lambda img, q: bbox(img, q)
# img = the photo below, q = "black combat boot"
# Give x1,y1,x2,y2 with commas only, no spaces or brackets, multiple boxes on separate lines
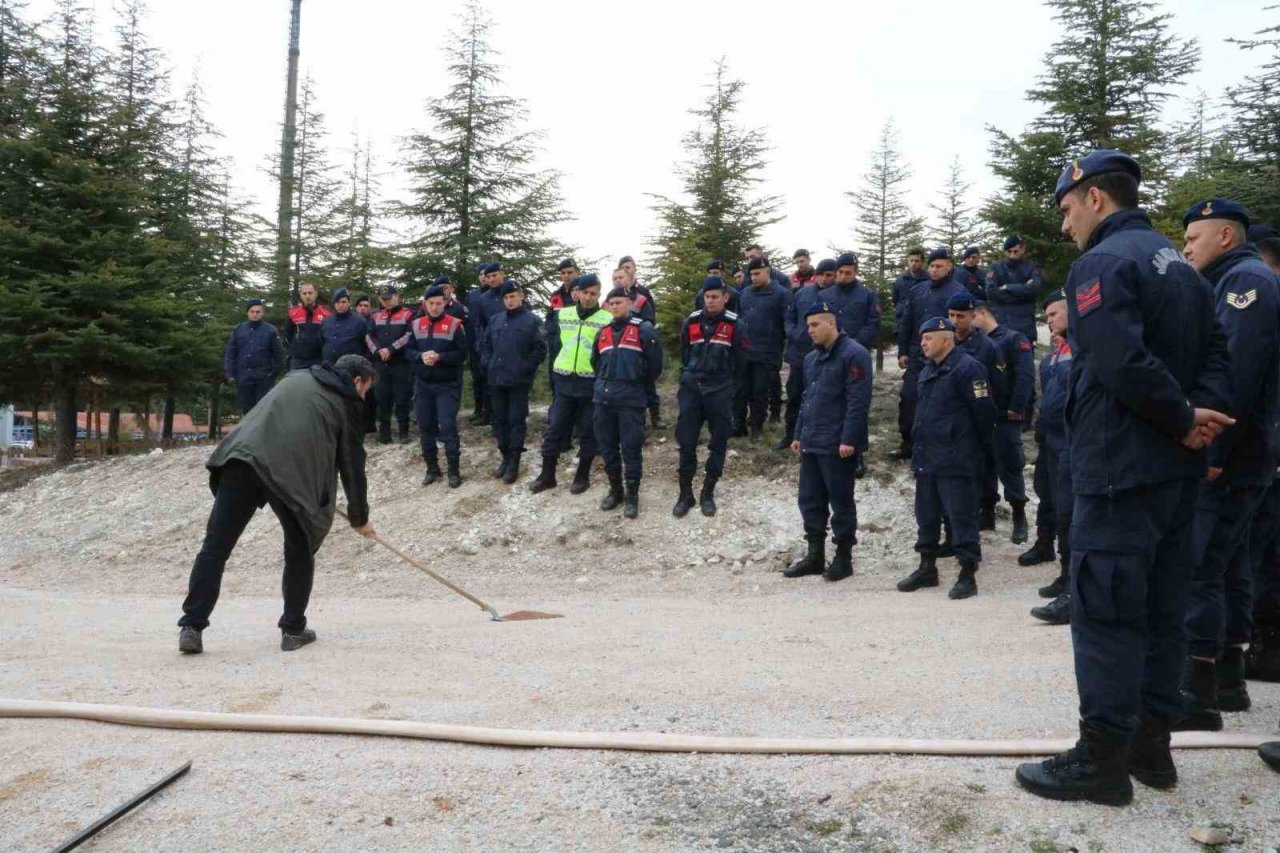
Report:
732,422,748,438
623,480,641,519
1216,646,1251,712
896,554,939,592
979,502,996,531
1019,537,1057,566
1039,564,1069,598
888,442,912,461
783,538,825,578
772,434,792,451
949,561,978,600
502,450,522,484
422,456,442,486
1015,721,1134,806
1261,741,1280,772
398,422,412,445
699,475,719,517
823,542,854,582
1031,593,1071,625
569,457,592,494
1171,657,1223,732
600,472,624,511
1246,621,1280,682
1010,500,1029,544
492,449,510,479
281,628,317,652
853,453,866,479
378,422,393,444
529,455,558,493
649,406,668,430
1129,716,1177,789
672,475,696,518
178,626,202,655
446,454,462,488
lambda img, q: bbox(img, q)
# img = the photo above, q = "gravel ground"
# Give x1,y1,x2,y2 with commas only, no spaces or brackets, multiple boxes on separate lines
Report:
1,369,1278,852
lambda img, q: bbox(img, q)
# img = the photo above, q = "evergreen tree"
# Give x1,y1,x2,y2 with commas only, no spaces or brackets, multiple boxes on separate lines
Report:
1223,13,1280,226
289,73,342,295
850,119,924,315
396,1,571,306
326,134,391,293
648,58,782,339
985,0,1199,285
927,156,987,257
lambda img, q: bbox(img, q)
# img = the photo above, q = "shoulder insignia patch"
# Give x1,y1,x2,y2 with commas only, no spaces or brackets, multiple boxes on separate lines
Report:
1075,279,1102,317
688,309,703,318
995,362,1007,371
1226,289,1258,310
1019,340,1032,351
724,311,739,321
972,379,989,398
850,365,865,380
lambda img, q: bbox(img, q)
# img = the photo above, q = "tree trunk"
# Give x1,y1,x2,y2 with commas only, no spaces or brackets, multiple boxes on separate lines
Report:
108,408,121,455
876,346,884,372
207,385,221,440
54,382,76,463
31,401,39,449
162,394,176,442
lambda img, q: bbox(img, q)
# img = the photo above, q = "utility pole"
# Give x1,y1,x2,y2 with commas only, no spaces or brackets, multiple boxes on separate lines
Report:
274,0,302,307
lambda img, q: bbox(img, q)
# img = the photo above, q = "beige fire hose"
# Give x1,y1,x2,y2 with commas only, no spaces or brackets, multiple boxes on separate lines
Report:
0,699,1270,756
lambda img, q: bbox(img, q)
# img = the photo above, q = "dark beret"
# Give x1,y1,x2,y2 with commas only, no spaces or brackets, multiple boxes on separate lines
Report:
927,247,951,263
702,277,726,292
1248,224,1280,243
497,281,519,296
1003,234,1023,251
815,259,837,274
918,316,955,336
572,273,601,291
1183,198,1250,229
706,259,725,272
481,262,502,275
745,256,769,272
557,257,578,271
804,301,836,319
423,285,446,300
331,287,350,302
835,251,859,268
1043,289,1067,306
605,286,632,301
946,293,977,312
432,275,451,287
377,283,398,297
354,293,371,304
246,298,264,308
1054,149,1142,204
962,246,980,259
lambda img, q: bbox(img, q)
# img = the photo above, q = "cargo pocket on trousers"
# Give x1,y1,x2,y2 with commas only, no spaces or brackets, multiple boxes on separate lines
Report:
1070,551,1127,624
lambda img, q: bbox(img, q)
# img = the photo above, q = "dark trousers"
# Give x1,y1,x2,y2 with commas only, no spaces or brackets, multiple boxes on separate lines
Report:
1069,480,1198,738
1186,481,1265,657
1249,481,1280,630
375,363,412,430
1032,441,1056,542
179,461,314,633
799,452,858,545
645,377,660,413
676,383,733,478
783,364,804,440
470,359,487,415
768,370,782,418
595,403,646,481
979,424,1000,508
898,358,922,444
489,384,531,452
734,361,774,430
361,389,377,434
995,420,1028,501
542,391,595,461
1047,441,1073,563
915,473,981,564
414,381,461,458
235,379,273,414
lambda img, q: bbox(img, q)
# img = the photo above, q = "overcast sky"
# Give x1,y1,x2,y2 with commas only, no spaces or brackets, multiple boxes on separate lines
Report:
29,0,1264,274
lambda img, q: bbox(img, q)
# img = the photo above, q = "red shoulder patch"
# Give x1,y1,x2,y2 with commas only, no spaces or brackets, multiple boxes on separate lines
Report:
1018,340,1032,351
1075,280,1102,317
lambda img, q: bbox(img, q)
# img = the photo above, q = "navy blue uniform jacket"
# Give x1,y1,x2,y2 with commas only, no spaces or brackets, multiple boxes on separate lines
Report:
795,333,873,454
988,324,1035,413
1065,209,1231,495
898,276,966,359
789,281,883,358
954,264,987,300
224,320,284,384
591,316,664,407
320,310,370,363
956,331,1007,417
1037,340,1073,453
985,257,1044,340
911,348,997,477
480,308,547,387
738,281,790,365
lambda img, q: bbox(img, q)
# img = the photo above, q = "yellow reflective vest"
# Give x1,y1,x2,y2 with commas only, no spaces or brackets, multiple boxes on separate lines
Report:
553,306,611,377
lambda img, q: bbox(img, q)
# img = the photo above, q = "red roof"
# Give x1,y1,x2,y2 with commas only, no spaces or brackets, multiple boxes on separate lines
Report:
14,411,210,434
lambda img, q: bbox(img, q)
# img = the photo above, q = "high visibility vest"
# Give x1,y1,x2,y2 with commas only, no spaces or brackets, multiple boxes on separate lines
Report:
553,306,610,377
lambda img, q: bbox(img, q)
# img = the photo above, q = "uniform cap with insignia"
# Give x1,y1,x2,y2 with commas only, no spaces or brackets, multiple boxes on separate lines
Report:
962,245,980,259
745,256,770,272
1043,289,1067,306
423,284,445,300
1183,198,1250,229
927,247,951,263
706,259,725,272
557,257,578,271
246,297,264,308
1003,234,1023,251
377,283,398,297
804,301,836,318
815,258,837,274
431,275,451,287
605,286,632,301
1054,149,1142,204
946,293,977,312
332,287,350,302
702,277,726,292
918,316,955,336
497,280,519,296
835,251,859,268
572,272,601,290
481,262,502,275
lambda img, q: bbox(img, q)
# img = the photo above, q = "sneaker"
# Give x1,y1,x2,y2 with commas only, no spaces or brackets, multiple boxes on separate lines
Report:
281,628,317,652
179,626,203,654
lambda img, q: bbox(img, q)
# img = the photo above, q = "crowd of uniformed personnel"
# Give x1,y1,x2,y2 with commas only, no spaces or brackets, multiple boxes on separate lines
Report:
218,147,1280,795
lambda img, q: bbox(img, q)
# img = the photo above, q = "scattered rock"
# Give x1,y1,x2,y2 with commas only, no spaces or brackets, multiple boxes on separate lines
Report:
1190,826,1229,846
383,816,394,826
750,548,771,563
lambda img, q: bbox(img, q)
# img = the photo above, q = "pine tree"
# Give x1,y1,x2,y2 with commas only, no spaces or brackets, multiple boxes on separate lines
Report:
850,119,924,309
1223,13,1280,227
648,58,782,338
326,134,391,293
927,156,987,257
289,73,342,295
985,0,1199,285
396,1,571,307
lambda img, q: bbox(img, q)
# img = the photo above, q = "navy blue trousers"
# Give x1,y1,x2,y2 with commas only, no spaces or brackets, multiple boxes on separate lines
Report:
235,379,274,414
1032,441,1055,541
414,381,461,458
541,391,595,461
798,452,858,545
374,362,412,429
469,357,487,415
1069,480,1198,738
734,361,774,431
898,358,922,443
1249,481,1280,631
595,403,646,481
979,424,1000,508
676,383,733,478
994,420,1027,502
915,473,981,564
489,384,531,452
783,364,805,439
1186,481,1265,657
